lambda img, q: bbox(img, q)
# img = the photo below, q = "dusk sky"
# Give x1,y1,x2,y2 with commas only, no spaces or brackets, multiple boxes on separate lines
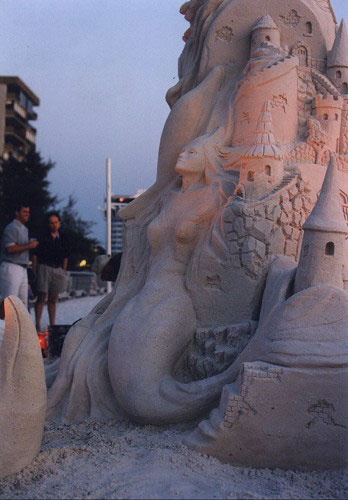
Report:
1,1,347,245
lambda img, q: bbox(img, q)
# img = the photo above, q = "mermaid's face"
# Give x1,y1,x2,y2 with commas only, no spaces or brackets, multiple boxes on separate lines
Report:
175,143,205,176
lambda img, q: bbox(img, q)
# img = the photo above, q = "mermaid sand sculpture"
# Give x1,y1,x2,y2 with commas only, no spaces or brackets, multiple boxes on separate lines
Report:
1,0,347,475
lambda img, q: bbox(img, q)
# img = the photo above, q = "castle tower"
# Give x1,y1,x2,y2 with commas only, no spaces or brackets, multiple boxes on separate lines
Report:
327,19,348,95
312,95,344,153
250,15,281,59
239,100,284,200
294,154,348,293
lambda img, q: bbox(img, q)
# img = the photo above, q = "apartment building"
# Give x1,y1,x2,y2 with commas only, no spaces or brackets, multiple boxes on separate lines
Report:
0,76,40,161
110,195,135,253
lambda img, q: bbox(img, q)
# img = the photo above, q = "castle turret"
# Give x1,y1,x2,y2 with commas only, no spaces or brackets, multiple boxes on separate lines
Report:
312,94,344,152
327,19,348,95
239,100,284,200
251,15,281,59
294,154,348,293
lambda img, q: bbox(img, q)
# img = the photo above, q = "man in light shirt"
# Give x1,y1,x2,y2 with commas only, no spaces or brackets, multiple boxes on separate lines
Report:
0,204,39,307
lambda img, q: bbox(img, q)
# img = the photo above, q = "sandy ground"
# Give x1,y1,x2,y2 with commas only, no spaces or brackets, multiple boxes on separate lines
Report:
0,296,347,499
0,417,347,500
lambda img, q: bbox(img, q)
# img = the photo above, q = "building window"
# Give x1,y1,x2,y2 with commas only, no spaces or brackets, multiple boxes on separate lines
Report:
18,91,34,113
325,242,335,256
336,70,342,79
265,164,271,176
323,113,329,121
247,171,255,182
305,22,312,34
265,35,271,42
335,113,339,121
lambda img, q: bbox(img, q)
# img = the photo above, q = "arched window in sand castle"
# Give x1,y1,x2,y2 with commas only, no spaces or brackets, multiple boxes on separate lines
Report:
247,171,255,182
293,45,308,67
265,165,271,176
305,22,312,35
342,83,348,95
265,35,271,42
336,70,342,79
325,242,335,256
324,113,329,120
340,191,348,223
236,184,245,198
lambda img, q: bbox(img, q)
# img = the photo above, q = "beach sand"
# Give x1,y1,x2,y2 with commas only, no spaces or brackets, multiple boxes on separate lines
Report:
0,416,346,499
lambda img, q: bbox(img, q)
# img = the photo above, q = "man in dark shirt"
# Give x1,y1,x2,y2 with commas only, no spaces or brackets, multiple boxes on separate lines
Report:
33,212,69,331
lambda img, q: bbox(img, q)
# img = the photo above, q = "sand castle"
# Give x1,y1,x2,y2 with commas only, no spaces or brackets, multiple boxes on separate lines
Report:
0,0,347,477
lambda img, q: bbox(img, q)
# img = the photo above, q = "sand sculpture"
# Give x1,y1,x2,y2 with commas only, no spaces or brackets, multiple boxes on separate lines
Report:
0,297,46,479
1,0,347,474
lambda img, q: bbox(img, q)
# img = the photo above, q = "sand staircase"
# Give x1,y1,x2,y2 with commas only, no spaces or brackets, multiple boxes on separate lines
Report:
260,172,298,201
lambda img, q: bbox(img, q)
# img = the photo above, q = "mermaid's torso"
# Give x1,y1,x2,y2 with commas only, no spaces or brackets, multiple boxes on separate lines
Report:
146,185,220,278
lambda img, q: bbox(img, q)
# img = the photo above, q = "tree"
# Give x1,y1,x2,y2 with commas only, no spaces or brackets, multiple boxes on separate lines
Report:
0,150,56,237
59,195,102,270
0,151,103,271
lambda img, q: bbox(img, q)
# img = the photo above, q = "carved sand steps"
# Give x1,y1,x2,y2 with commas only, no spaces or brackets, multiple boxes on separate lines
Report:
311,69,340,97
265,172,297,198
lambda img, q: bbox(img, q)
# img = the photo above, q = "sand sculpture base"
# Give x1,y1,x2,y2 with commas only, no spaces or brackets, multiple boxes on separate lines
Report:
187,362,348,470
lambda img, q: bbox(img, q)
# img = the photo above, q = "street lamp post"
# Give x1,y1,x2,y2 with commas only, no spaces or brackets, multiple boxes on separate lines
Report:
106,158,112,294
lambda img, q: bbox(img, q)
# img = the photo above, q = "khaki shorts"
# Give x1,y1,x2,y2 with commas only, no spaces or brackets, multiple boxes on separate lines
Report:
37,264,68,295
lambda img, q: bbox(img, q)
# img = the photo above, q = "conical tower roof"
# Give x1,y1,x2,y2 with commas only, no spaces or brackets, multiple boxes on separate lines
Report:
303,155,348,234
252,15,279,31
328,19,348,69
244,100,283,159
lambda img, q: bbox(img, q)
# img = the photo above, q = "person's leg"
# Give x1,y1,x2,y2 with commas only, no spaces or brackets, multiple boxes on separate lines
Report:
0,262,23,302
17,267,28,308
0,300,4,320
35,264,49,331
35,292,47,331
47,293,58,326
48,267,67,326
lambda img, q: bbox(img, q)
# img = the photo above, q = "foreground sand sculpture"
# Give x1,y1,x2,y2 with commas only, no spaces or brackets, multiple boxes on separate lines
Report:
0,297,46,479
1,0,347,475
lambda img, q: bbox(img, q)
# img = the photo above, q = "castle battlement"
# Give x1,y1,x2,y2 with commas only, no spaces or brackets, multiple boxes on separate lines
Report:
313,94,344,111
236,55,298,103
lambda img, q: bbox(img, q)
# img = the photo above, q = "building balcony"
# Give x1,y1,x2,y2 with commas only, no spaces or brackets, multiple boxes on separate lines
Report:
6,100,38,122
4,143,27,161
7,100,26,119
5,126,27,145
27,110,38,121
5,124,36,146
25,126,37,144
